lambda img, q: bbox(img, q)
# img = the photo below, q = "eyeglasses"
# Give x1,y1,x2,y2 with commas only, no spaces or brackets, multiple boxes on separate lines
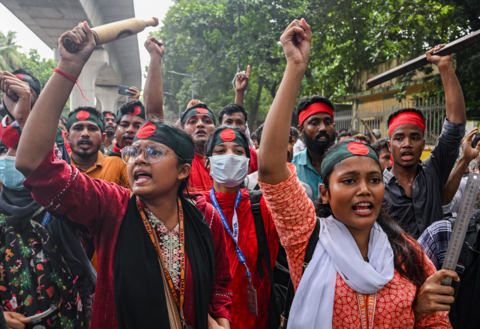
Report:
121,145,171,165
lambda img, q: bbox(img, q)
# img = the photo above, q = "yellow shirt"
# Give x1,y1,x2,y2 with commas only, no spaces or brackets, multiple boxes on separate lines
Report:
70,151,131,190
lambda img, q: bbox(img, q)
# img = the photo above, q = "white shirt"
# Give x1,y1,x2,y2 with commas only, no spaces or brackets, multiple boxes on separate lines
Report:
293,139,305,154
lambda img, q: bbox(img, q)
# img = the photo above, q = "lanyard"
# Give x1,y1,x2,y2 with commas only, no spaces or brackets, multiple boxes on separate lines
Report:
41,212,52,227
356,292,376,329
210,188,251,278
137,197,186,326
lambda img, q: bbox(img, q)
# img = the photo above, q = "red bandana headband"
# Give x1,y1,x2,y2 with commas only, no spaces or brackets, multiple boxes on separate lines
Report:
298,102,334,126
388,111,425,137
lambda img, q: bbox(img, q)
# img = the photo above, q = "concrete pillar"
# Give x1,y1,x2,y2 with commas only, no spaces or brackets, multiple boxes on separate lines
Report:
70,48,109,111
96,86,122,114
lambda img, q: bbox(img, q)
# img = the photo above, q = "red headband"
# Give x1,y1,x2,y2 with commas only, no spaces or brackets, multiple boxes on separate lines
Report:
388,111,425,137
299,102,334,125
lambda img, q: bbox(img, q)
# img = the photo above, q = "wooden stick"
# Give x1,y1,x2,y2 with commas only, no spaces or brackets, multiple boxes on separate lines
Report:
367,29,480,89
63,17,159,53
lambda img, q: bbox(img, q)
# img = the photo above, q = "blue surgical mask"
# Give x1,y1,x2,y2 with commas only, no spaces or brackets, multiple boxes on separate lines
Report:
0,156,25,190
209,154,250,188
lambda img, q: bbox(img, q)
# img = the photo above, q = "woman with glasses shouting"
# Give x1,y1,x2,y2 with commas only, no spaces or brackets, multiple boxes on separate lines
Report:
14,22,232,329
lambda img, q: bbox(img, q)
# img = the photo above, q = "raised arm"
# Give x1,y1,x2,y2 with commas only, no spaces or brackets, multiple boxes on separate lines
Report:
0,71,32,130
443,127,479,205
234,65,250,107
144,36,165,119
258,19,311,185
16,22,96,177
426,45,465,123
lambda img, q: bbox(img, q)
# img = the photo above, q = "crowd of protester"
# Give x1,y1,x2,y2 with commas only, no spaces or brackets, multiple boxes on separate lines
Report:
0,18,477,329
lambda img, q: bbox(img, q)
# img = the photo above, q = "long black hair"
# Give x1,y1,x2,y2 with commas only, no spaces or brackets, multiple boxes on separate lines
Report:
316,140,428,290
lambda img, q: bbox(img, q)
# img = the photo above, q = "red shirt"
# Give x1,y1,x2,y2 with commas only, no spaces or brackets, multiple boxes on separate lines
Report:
24,150,232,329
248,145,258,174
201,188,279,329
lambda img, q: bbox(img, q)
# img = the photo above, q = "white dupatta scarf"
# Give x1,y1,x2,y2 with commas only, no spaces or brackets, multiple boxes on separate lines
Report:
289,216,394,329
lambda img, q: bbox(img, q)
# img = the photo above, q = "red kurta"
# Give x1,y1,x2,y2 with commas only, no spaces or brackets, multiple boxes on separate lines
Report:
24,150,232,329
201,188,279,329
189,154,213,192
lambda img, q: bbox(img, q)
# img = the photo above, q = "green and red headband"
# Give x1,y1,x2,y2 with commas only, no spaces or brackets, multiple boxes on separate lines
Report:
104,112,117,120
388,111,425,137
133,122,194,164
211,127,250,157
116,103,145,120
320,140,380,180
66,109,104,132
14,73,41,96
0,119,21,149
181,104,216,125
299,102,334,126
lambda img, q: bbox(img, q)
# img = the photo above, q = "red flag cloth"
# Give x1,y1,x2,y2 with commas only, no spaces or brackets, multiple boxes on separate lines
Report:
189,154,213,192
201,188,279,329
249,145,258,174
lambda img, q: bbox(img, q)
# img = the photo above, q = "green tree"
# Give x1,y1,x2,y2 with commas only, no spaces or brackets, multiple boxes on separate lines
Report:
20,48,57,88
0,31,22,71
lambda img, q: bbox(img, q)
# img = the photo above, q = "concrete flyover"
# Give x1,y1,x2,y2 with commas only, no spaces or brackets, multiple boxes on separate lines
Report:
0,0,142,113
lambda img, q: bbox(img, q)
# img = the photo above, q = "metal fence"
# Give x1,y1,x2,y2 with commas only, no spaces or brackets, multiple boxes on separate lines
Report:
334,97,446,145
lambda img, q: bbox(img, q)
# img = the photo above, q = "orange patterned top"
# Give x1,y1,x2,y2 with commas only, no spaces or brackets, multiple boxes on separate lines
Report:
258,164,451,328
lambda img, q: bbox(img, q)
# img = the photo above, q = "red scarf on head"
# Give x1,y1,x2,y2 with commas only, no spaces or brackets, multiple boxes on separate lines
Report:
388,111,425,137
299,102,334,125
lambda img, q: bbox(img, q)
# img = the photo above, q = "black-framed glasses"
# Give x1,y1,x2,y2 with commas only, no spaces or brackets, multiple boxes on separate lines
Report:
121,145,171,165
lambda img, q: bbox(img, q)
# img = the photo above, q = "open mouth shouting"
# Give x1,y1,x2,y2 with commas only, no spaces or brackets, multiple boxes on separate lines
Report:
400,150,414,162
123,134,135,145
352,201,373,217
134,168,152,185
77,139,93,150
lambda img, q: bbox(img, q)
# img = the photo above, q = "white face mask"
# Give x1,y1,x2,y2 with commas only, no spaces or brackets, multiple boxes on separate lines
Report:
209,154,250,188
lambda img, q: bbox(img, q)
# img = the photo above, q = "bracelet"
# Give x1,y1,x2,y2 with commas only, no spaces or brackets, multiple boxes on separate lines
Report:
53,68,89,102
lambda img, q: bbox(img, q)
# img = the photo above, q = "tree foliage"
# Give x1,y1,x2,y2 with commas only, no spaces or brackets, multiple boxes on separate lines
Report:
154,0,480,123
0,31,22,71
20,49,57,89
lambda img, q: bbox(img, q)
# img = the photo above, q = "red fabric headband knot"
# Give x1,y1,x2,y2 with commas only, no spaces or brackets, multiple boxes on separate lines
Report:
299,102,334,126
388,111,425,137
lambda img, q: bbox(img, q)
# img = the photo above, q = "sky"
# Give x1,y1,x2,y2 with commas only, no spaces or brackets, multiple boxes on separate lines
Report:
0,0,173,87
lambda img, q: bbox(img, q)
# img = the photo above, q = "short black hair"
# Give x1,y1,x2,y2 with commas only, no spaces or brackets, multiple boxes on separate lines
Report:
68,106,105,131
338,127,348,134
290,127,300,138
251,132,257,141
218,103,248,124
296,96,335,123
371,138,389,155
337,131,352,139
255,123,265,146
473,133,480,149
11,68,41,95
387,108,426,127
117,100,143,124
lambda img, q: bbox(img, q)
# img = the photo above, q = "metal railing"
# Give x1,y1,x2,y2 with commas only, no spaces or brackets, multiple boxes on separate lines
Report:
334,97,446,144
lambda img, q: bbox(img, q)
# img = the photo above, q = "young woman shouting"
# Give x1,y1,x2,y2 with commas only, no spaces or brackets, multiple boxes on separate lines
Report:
256,18,458,328
14,22,232,329
200,126,280,329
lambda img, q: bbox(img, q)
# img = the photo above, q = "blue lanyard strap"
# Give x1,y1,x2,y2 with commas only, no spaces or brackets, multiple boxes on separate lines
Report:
210,188,251,278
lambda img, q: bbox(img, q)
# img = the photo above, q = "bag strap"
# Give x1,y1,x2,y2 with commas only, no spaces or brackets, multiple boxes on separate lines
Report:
250,190,270,280
280,218,321,328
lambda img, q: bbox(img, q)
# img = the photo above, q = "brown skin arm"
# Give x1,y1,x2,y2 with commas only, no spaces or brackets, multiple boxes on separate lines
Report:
144,36,165,119
443,127,480,205
413,269,459,322
426,45,465,123
360,118,377,143
15,22,96,177
3,311,31,329
0,72,31,130
234,65,250,107
258,19,311,185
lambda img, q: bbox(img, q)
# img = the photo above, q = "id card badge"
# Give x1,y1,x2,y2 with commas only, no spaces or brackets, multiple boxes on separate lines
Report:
247,282,258,316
